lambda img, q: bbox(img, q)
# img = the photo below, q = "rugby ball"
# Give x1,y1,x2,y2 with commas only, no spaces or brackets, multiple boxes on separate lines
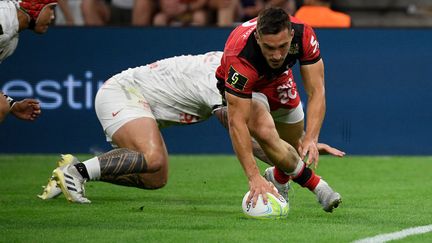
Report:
242,191,289,219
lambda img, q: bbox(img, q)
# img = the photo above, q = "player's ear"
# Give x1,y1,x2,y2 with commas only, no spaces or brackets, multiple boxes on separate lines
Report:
254,31,260,43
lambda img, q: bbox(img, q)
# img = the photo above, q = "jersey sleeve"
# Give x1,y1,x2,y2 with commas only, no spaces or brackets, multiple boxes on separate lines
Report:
299,24,322,65
223,56,259,99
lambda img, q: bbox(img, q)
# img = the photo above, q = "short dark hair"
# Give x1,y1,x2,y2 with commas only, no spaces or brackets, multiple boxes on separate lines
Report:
256,7,291,35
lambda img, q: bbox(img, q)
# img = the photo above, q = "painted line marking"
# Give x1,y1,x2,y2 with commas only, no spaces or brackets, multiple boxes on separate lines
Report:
353,224,432,243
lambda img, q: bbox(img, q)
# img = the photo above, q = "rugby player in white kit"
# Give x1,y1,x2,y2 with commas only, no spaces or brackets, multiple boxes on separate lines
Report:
39,51,344,203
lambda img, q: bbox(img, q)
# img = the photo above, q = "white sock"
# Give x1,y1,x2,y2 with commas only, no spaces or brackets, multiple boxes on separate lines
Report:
286,159,305,177
83,157,101,180
313,179,327,194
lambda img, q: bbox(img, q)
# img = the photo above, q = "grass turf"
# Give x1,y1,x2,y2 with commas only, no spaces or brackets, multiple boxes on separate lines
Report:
0,155,431,242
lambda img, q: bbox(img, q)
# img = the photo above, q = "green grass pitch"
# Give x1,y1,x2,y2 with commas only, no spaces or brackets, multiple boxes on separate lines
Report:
1,155,432,242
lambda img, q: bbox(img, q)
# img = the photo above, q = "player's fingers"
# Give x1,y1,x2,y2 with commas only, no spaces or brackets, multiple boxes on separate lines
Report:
269,182,281,198
300,147,307,160
310,151,319,169
298,144,303,157
261,193,268,205
252,193,261,208
246,190,254,207
25,99,40,104
331,148,345,157
305,155,312,167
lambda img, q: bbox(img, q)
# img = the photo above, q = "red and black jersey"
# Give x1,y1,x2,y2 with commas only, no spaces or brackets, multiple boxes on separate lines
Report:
216,16,321,110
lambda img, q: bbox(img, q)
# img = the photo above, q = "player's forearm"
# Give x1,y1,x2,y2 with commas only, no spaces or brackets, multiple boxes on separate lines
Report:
226,93,259,178
305,91,326,142
301,60,326,142
229,119,260,179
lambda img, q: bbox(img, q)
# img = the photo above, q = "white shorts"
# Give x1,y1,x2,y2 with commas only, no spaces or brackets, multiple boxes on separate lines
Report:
252,92,304,124
95,74,155,143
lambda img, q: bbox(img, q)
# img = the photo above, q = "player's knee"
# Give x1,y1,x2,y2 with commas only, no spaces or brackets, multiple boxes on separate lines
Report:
145,153,168,172
144,177,167,189
136,173,168,190
251,124,278,145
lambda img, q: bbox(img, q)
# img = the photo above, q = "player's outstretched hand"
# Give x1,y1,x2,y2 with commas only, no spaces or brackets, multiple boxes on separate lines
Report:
11,99,41,121
317,143,346,157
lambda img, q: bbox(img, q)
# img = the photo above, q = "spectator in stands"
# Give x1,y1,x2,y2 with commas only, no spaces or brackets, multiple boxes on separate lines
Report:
265,0,298,15
55,0,84,25
56,0,75,25
108,0,134,25
81,0,155,26
209,0,298,27
238,0,297,22
238,0,264,22
153,0,208,26
208,0,239,26
81,0,110,25
132,0,155,26
294,0,351,27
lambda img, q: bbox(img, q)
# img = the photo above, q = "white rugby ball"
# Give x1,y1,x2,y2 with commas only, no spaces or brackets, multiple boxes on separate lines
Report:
242,191,289,219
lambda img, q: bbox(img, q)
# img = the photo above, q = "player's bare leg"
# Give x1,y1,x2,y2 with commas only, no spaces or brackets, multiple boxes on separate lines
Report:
275,121,304,151
247,102,341,212
53,117,169,203
247,102,298,168
105,117,169,189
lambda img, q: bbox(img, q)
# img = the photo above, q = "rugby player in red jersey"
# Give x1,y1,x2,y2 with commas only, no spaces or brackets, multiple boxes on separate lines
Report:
216,7,341,212
38,52,344,205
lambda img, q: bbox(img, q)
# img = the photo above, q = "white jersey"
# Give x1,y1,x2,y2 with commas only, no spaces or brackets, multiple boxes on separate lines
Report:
0,1,19,63
115,51,222,124
132,51,222,124
95,51,224,140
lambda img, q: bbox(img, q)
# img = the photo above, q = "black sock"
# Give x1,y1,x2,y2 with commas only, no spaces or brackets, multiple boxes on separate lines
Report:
74,163,90,180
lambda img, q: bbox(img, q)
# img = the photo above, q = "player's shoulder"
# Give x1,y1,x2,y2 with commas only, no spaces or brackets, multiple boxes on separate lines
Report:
290,15,317,41
224,18,258,56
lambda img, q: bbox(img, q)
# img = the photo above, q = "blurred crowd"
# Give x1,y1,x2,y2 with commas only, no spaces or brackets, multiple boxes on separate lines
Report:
56,0,304,26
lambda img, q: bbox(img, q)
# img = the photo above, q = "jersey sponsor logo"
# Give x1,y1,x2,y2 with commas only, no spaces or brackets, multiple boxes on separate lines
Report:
112,109,123,117
288,43,299,55
241,19,257,27
179,113,200,124
310,36,319,53
138,99,150,110
149,62,158,69
276,78,297,104
227,66,248,91
241,20,256,38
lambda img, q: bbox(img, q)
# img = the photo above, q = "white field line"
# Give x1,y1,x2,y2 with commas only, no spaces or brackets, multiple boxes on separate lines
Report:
353,224,432,243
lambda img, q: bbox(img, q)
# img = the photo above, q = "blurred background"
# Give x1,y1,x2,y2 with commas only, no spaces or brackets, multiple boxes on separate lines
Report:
1,0,432,155
53,0,432,27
